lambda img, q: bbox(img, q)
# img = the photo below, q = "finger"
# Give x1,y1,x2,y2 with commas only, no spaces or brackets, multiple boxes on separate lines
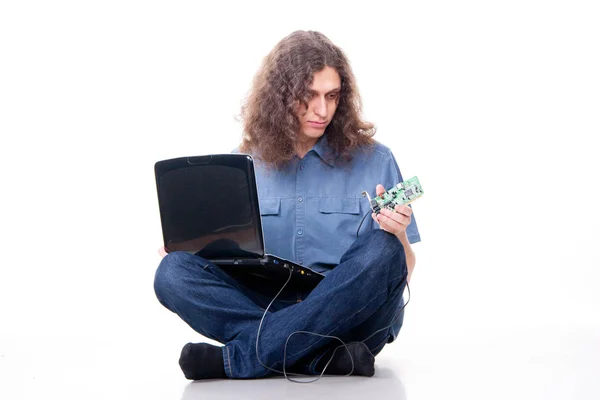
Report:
158,246,168,258
380,208,411,229
372,213,386,231
376,184,386,197
378,211,403,227
376,212,404,233
381,207,408,221
394,204,413,217
377,214,404,235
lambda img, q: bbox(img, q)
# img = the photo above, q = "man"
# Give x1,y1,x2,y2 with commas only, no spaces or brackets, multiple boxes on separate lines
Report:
154,30,420,380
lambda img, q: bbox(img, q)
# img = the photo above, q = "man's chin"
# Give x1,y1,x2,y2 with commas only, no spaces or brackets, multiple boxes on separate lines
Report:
303,128,327,138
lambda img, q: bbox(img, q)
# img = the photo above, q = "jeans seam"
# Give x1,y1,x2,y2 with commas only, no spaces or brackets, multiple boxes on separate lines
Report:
225,346,233,377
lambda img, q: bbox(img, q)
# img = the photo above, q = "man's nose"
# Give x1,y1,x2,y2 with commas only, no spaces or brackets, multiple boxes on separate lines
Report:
314,97,327,118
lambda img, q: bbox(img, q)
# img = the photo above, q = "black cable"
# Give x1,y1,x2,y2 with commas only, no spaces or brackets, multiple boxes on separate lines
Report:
356,210,371,238
254,268,354,383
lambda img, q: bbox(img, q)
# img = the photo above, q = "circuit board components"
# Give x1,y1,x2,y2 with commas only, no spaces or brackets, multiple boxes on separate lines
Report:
361,176,424,214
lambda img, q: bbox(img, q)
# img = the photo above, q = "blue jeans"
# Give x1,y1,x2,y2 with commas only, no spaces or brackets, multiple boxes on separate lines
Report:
154,229,408,378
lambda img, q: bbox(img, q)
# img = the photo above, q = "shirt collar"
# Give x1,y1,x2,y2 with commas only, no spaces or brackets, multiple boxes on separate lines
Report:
310,134,338,167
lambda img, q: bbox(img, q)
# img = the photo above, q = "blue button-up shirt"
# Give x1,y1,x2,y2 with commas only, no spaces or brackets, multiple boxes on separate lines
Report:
245,135,421,276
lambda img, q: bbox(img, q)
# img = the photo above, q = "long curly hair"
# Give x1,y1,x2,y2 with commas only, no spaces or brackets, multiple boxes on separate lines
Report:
239,30,376,169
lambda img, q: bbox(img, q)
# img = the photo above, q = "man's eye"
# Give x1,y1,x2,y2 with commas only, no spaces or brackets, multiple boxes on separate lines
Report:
328,93,339,99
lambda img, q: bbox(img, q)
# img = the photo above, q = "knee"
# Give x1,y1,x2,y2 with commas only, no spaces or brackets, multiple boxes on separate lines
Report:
363,230,407,281
153,252,193,306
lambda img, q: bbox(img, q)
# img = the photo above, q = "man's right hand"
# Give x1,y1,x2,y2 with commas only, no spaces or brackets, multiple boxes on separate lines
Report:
158,246,168,259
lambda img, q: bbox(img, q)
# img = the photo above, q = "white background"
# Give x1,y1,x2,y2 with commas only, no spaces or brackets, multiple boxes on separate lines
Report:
1,1,599,399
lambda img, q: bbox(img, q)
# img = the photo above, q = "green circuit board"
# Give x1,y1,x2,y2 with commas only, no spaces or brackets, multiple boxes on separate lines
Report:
362,176,424,214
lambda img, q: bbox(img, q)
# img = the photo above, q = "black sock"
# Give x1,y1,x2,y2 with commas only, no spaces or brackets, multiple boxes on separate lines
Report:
315,342,375,377
178,343,227,380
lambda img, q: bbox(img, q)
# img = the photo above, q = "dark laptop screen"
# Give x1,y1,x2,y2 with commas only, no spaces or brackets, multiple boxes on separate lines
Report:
155,155,264,258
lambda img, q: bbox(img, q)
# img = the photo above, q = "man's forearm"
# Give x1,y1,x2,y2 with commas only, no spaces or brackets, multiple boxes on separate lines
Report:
397,232,416,283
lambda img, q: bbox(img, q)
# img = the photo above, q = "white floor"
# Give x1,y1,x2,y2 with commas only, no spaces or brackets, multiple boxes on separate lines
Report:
2,323,599,399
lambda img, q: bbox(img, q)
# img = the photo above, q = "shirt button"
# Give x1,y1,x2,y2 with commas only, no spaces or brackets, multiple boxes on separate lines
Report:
299,164,305,170
297,229,303,235
298,197,303,203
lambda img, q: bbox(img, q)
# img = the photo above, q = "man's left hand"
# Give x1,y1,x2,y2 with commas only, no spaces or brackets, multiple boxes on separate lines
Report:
371,184,412,237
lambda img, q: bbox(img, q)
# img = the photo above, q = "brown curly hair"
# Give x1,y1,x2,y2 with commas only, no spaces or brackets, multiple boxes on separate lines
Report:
239,30,376,169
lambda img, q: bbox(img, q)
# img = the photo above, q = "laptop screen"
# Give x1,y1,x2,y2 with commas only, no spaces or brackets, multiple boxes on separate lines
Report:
155,154,265,258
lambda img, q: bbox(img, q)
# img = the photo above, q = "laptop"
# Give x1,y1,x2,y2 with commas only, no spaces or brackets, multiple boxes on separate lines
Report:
154,154,325,291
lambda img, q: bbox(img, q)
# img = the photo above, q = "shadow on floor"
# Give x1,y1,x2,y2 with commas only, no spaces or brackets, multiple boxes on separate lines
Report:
180,366,406,400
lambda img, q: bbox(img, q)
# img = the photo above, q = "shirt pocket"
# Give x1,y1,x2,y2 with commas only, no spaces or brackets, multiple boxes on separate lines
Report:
318,198,361,215
259,198,281,216
317,197,362,249
259,197,285,255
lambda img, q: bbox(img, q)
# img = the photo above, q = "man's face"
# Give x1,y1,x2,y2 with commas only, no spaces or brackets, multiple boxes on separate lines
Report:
296,66,341,142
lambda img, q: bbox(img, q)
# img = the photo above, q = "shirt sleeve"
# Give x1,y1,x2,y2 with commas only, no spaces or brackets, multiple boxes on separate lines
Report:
378,150,422,244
